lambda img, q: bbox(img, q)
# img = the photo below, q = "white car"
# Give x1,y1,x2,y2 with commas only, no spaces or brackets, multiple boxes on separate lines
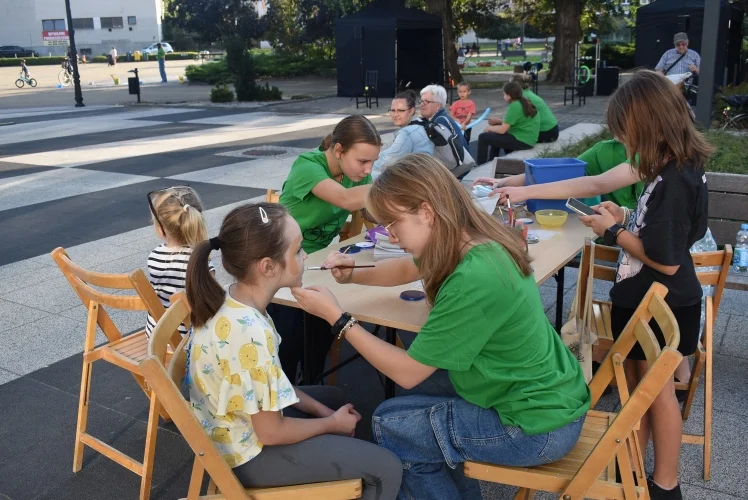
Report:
142,43,174,55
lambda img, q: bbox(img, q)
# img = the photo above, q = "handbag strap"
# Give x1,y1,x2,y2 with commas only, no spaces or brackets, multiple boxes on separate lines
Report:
664,52,686,75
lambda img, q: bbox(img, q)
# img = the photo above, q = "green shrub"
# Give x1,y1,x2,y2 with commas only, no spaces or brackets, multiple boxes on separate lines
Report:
185,61,233,84
583,43,635,69
165,52,200,61
210,84,234,103
252,52,335,78
715,81,748,115
0,56,65,67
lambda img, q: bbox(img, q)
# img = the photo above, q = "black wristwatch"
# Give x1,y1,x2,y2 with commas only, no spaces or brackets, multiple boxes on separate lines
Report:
603,224,625,246
331,312,352,337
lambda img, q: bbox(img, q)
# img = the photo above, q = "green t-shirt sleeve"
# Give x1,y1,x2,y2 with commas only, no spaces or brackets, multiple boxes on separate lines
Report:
578,143,602,176
503,101,522,126
287,157,330,202
408,290,511,371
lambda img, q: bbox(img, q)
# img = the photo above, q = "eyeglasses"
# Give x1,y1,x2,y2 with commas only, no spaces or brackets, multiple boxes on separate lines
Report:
388,107,413,114
418,99,437,106
675,42,688,47
147,185,194,234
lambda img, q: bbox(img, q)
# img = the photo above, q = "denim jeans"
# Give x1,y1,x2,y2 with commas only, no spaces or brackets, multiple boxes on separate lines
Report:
372,371,585,500
158,58,167,82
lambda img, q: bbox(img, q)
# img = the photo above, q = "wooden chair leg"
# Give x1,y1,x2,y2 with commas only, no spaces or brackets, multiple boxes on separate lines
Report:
328,338,342,386
187,458,204,500
704,332,713,480
139,393,162,500
207,479,217,494
513,488,535,499
73,356,93,472
682,348,703,420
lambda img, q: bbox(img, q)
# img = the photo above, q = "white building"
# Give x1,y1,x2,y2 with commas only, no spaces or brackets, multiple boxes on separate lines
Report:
0,0,163,57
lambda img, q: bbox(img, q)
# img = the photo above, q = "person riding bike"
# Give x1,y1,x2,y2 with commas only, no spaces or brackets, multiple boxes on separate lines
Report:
20,60,29,79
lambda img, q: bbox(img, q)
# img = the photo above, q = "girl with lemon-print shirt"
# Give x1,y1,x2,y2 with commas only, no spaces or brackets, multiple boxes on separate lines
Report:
185,202,401,498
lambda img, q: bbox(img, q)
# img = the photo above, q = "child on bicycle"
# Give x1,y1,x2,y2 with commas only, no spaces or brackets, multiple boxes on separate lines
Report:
20,60,29,79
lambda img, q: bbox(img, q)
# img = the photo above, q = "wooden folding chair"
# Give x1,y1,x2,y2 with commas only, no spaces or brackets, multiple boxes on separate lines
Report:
580,243,733,480
464,283,683,499
265,189,378,385
142,296,362,499
51,247,184,500
677,245,732,480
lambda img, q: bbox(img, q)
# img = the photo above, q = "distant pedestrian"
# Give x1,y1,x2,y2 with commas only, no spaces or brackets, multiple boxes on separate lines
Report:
108,46,117,66
157,43,167,83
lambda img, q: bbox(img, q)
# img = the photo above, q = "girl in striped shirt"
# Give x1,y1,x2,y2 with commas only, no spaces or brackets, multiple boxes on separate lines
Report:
145,185,213,336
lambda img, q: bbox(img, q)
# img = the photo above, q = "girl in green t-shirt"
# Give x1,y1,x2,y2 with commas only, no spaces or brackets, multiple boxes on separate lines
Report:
291,153,591,499
476,81,540,164
271,115,381,385
510,73,559,143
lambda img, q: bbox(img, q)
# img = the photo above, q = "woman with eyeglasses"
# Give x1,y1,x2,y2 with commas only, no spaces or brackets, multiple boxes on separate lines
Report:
290,154,591,499
373,90,434,177
269,115,382,384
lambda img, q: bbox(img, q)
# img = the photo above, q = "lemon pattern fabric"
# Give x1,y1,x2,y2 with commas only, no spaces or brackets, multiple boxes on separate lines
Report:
188,293,299,468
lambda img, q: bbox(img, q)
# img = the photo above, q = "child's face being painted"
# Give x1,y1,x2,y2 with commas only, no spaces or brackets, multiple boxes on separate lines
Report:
279,215,307,288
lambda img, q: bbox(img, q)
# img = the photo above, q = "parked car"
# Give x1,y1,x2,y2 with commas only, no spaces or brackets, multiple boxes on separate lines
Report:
0,45,40,58
142,43,174,55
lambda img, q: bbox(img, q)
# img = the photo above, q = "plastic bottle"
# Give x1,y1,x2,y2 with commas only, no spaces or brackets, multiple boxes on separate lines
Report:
733,223,748,273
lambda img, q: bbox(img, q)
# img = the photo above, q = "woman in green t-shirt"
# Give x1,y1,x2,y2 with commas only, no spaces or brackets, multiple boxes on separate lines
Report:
291,154,591,499
476,81,540,164
511,73,559,143
270,114,381,384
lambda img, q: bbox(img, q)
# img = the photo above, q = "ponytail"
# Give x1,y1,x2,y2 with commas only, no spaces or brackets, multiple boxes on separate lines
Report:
503,81,537,118
519,97,537,118
186,241,225,328
319,133,333,151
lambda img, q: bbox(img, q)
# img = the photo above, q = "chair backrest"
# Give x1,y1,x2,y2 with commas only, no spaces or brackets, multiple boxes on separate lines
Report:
565,283,683,497
691,244,732,320
140,326,249,499
50,247,179,347
576,240,619,314
365,70,378,86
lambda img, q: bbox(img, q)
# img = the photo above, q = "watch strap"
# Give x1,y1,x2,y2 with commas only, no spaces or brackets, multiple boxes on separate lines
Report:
331,312,352,337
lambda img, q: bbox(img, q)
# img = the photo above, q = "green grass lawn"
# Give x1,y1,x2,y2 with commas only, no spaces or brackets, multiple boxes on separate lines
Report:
538,129,748,175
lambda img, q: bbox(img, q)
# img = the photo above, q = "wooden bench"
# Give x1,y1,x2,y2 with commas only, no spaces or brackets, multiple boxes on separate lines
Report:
501,50,527,59
705,172,748,291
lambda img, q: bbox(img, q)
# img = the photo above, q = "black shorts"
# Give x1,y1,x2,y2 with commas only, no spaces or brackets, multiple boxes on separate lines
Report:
611,302,700,360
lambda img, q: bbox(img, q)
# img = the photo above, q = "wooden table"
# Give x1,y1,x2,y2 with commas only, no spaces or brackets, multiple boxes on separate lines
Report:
273,217,592,396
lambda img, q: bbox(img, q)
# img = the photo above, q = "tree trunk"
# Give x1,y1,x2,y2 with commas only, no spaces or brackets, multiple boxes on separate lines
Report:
549,0,582,83
423,0,463,83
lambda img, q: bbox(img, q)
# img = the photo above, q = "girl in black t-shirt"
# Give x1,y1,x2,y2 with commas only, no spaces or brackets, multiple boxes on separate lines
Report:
578,70,712,500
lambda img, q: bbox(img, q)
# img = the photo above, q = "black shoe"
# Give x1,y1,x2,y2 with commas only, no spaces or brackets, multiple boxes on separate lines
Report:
592,361,613,396
647,476,683,500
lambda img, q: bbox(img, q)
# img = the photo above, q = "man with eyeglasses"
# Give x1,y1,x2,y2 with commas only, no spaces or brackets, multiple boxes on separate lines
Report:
419,84,469,150
655,32,700,78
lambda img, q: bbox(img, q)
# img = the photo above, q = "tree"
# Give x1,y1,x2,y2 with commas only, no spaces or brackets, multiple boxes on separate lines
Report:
551,0,583,83
421,0,463,82
167,0,265,44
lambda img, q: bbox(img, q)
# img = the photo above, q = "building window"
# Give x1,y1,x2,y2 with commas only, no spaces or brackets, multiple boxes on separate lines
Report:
72,18,94,30
100,17,124,29
128,16,137,25
42,19,66,31
79,48,93,55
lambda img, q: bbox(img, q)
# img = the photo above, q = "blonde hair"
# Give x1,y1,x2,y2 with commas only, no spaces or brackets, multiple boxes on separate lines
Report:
151,186,208,247
366,154,532,305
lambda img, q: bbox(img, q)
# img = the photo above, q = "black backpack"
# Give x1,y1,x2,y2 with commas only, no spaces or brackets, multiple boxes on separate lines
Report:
413,117,475,177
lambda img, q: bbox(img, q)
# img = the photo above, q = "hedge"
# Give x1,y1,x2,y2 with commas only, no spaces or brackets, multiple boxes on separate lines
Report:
582,42,635,70
0,52,199,67
185,61,233,84
185,53,336,83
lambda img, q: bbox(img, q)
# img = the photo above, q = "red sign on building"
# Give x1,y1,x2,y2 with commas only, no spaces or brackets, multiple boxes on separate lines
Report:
42,30,70,46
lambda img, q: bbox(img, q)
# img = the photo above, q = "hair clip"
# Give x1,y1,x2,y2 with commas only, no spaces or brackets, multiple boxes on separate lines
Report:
259,207,269,224
183,204,191,212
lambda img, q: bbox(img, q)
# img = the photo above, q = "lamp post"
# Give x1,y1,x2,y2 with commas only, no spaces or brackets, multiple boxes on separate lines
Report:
63,0,84,107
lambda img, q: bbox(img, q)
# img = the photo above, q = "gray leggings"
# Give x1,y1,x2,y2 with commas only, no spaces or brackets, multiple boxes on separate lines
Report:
233,386,402,500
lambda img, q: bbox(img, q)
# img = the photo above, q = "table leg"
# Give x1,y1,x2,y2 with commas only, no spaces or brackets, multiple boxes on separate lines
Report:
303,312,314,385
384,327,397,399
555,267,565,332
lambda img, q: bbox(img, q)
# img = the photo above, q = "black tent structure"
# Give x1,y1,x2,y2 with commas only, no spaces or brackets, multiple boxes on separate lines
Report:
635,0,744,86
335,0,444,98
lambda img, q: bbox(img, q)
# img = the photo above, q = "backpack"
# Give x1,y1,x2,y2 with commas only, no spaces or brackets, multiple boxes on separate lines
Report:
414,117,475,178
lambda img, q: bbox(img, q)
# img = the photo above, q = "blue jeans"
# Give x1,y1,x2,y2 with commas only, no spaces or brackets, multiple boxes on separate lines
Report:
158,59,167,82
372,371,585,500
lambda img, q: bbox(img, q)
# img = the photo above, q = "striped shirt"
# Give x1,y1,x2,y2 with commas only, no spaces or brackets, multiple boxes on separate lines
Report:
655,48,700,76
145,245,214,336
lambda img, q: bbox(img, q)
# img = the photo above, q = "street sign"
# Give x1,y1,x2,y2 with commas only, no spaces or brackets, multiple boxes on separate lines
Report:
43,30,70,46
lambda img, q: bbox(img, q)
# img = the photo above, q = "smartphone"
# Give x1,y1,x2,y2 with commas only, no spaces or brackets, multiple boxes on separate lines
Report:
566,198,598,216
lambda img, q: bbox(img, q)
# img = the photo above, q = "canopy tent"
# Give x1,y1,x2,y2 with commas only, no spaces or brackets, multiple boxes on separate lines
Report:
335,0,444,98
635,0,744,86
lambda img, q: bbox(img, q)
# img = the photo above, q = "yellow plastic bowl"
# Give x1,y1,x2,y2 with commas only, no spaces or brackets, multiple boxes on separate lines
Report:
535,209,568,227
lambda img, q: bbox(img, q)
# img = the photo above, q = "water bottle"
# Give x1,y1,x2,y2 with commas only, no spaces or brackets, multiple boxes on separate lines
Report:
733,224,748,273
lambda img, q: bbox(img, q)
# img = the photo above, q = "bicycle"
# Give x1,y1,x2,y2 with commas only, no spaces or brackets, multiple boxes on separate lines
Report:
15,71,37,88
720,94,748,132
59,60,73,87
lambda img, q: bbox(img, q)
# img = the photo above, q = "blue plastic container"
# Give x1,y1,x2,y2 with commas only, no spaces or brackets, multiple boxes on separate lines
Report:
523,158,587,213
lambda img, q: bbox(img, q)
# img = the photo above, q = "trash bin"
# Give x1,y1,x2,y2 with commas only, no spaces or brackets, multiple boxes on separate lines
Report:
126,51,132,62
143,52,149,61
524,158,588,213
134,50,141,61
